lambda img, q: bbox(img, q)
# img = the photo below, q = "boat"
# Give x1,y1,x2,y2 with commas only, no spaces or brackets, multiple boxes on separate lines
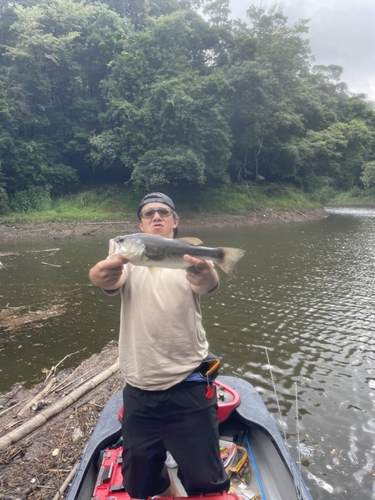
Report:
65,376,313,500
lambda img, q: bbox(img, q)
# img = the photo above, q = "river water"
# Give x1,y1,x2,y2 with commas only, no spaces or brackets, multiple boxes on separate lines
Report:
1,207,375,499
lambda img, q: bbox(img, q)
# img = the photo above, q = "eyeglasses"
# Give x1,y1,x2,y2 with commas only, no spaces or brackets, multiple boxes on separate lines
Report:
141,208,173,219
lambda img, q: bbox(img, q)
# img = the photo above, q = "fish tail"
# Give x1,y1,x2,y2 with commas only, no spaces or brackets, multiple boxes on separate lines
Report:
216,247,245,277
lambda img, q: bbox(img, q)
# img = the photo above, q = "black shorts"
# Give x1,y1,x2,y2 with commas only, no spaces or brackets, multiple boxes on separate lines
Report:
121,381,230,498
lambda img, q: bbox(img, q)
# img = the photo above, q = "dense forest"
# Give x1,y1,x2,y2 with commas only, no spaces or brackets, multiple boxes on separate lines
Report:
0,0,375,214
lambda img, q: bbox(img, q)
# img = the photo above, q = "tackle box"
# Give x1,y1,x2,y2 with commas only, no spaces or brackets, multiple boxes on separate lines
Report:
91,445,241,500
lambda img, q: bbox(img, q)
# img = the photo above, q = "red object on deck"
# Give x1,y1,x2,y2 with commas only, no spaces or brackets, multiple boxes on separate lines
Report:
92,445,239,500
118,380,240,424
214,380,241,422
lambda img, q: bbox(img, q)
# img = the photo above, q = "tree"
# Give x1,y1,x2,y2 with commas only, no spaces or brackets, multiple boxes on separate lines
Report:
297,120,374,190
91,11,233,190
0,0,131,197
225,5,311,183
360,162,375,190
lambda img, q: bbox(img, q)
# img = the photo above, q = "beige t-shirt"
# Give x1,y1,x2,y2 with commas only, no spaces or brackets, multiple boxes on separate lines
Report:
116,264,209,390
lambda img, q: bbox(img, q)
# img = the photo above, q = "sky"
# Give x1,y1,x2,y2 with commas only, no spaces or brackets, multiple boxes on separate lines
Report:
229,0,375,101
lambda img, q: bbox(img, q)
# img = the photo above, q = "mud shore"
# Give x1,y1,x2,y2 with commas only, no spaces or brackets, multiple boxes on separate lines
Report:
0,207,328,241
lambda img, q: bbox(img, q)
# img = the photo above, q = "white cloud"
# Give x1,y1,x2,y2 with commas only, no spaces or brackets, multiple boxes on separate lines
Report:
229,1,375,100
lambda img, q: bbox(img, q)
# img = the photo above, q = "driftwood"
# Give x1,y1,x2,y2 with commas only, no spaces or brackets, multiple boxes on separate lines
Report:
291,207,312,220
52,462,80,500
270,210,288,222
78,221,128,225
17,377,57,418
0,386,22,407
25,248,61,253
0,362,119,451
52,364,86,393
54,365,100,394
0,398,27,418
45,348,86,383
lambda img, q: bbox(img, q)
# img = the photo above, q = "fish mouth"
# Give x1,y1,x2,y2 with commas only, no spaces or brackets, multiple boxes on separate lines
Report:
108,238,117,256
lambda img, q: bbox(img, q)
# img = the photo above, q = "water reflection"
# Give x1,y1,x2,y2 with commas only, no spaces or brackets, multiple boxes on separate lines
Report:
2,209,375,498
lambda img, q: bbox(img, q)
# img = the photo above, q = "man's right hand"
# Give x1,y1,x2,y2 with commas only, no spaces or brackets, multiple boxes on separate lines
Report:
89,255,129,290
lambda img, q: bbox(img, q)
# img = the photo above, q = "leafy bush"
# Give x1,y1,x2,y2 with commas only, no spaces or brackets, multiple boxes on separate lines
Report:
131,147,206,191
0,187,9,214
360,162,375,190
10,186,52,212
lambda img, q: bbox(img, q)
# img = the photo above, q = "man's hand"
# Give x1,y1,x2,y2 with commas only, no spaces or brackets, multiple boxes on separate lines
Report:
183,255,219,295
89,255,128,291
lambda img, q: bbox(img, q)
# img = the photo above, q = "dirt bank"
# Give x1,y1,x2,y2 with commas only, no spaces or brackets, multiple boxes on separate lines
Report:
0,207,328,241
0,344,124,500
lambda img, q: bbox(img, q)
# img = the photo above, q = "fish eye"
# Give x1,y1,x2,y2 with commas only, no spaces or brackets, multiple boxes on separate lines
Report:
119,238,124,242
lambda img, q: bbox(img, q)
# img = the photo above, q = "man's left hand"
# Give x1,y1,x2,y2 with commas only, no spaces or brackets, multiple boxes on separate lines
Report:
183,255,219,294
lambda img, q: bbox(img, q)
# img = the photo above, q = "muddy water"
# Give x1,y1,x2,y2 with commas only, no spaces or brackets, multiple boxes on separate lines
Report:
1,208,375,499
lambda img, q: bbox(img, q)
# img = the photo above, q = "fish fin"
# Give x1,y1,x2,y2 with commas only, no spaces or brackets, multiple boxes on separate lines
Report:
178,237,203,246
216,247,245,277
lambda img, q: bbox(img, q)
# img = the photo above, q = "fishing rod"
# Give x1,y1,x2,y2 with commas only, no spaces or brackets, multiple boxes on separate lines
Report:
264,347,304,500
295,381,303,496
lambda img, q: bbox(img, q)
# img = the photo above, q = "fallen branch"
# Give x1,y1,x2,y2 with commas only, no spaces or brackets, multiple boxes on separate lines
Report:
45,348,86,383
0,398,28,419
25,248,61,254
291,207,312,220
0,362,119,451
0,386,22,407
270,209,288,222
17,377,57,418
77,221,129,225
52,365,84,393
52,461,80,500
54,365,100,394
1,420,24,434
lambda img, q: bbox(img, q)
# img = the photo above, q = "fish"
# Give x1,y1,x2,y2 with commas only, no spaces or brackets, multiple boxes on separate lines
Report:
108,233,245,277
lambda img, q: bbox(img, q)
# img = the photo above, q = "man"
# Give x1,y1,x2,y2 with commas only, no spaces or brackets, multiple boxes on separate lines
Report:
89,192,230,498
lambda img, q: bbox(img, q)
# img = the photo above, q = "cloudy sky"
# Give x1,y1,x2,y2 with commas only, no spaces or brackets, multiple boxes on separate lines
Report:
229,0,375,101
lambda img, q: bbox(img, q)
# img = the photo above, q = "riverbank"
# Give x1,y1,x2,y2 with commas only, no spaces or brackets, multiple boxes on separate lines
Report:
0,343,123,500
0,207,328,240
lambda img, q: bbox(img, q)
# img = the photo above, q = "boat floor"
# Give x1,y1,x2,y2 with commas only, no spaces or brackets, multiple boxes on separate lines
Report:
170,420,300,500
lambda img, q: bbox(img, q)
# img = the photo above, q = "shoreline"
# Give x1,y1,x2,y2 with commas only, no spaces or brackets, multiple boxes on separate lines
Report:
0,207,328,241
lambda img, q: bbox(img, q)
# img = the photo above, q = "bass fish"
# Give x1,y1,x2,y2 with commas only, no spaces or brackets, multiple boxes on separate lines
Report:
108,233,245,277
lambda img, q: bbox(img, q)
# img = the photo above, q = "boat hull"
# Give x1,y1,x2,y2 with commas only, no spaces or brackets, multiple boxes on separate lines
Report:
65,376,312,500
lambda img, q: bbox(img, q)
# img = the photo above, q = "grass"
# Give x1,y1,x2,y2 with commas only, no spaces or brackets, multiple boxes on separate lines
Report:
329,187,375,204
0,183,322,224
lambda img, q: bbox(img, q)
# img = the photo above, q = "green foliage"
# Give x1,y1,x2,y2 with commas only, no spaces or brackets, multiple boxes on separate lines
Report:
131,146,206,190
0,0,374,203
10,186,52,212
0,184,320,224
0,187,9,214
360,162,375,190
91,12,233,186
297,120,374,191
0,0,131,193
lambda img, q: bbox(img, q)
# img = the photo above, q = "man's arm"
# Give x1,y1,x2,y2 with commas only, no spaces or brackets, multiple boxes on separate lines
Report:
183,255,219,295
89,255,129,291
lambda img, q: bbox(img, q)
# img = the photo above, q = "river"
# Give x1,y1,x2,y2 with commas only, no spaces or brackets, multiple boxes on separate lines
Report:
1,207,375,499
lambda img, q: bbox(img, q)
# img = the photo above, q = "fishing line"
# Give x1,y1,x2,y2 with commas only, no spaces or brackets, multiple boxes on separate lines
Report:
295,381,303,498
264,347,304,500
264,347,287,443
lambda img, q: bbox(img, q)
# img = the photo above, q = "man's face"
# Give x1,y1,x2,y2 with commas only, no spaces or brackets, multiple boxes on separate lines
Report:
138,202,178,238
